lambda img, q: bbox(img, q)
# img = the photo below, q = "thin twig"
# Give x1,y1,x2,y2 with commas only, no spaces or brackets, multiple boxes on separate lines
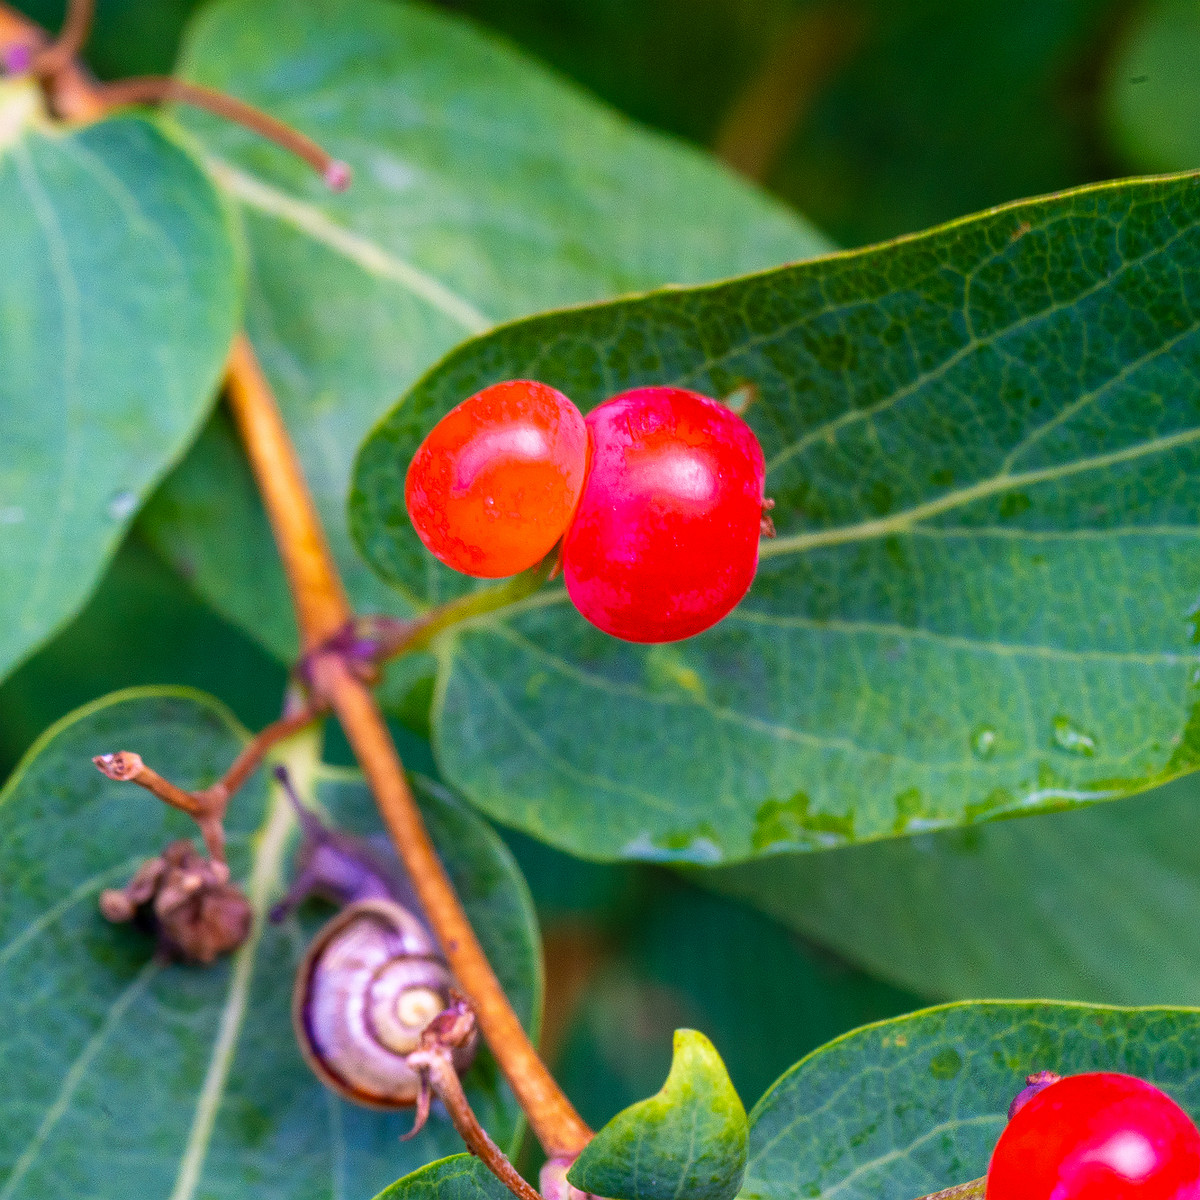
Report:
93,751,227,862
415,1051,542,1200
94,77,351,189
406,1001,542,1200
30,0,93,79
201,703,325,804
92,702,323,863
225,337,592,1158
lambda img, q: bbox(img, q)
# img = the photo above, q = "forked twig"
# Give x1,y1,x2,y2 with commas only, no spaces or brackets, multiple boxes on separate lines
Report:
406,1000,543,1200
92,702,323,862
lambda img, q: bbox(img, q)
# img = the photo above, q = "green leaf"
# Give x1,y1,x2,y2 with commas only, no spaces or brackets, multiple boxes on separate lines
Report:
706,769,1200,1007
1105,0,1200,175
373,1154,512,1200
0,83,240,686
140,0,830,666
0,689,540,1200
352,170,1200,863
742,1000,1200,1200
569,1030,747,1200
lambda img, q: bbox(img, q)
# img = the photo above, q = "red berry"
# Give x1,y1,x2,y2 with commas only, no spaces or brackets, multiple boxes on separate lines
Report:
406,380,588,579
562,386,766,643
987,1072,1200,1200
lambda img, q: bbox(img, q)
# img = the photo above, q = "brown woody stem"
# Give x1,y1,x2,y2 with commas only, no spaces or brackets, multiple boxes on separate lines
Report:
29,0,93,79
225,337,592,1159
203,703,325,804
93,751,227,863
94,77,351,189
92,702,323,864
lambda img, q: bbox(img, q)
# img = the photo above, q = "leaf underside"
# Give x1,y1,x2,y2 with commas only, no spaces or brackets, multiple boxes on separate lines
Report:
0,689,540,1200
352,170,1200,863
706,769,1200,1007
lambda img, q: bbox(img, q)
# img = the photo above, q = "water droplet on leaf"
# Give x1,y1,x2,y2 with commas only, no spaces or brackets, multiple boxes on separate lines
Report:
1052,716,1096,756
107,490,136,520
971,726,998,760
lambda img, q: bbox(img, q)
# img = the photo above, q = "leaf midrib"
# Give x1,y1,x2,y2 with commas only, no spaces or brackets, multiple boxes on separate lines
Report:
205,155,492,335
168,785,294,1200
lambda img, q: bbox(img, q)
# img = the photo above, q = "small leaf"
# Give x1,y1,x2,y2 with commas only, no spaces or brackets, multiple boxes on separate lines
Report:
0,84,239,687
373,1154,511,1200
0,689,540,1200
141,0,830,667
569,1030,748,1200
742,1001,1200,1200
353,170,1200,862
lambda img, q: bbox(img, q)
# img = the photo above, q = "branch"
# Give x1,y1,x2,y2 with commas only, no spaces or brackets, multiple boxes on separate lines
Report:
29,0,93,80
93,750,228,863
92,703,322,863
407,1000,543,1200
713,4,864,182
94,77,350,189
2,0,589,1163
225,337,592,1159
0,3,347,187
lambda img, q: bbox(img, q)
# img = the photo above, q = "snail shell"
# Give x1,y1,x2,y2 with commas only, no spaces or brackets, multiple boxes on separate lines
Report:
293,897,473,1108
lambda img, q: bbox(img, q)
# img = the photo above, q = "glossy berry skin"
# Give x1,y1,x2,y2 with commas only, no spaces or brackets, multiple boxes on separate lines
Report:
562,386,766,643
987,1073,1200,1200
406,380,588,578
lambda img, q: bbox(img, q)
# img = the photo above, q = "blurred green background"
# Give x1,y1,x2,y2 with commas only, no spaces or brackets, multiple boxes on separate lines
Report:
5,0,1200,1127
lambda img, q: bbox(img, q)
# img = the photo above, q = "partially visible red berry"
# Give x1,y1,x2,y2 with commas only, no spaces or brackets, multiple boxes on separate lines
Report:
987,1072,1200,1200
562,386,766,643
405,380,588,579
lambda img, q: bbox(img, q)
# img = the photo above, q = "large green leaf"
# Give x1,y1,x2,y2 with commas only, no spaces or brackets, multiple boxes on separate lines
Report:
569,1029,747,1200
742,1001,1200,1200
352,170,1200,862
1105,0,1200,176
706,770,1200,1007
0,689,540,1200
0,83,239,686
140,0,829,665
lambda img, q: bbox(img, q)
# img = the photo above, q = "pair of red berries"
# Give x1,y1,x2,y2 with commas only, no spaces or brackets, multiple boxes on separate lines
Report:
404,379,768,643
987,1071,1200,1199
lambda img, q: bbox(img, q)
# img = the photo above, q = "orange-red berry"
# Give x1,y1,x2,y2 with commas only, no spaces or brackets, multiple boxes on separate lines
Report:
405,380,588,578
